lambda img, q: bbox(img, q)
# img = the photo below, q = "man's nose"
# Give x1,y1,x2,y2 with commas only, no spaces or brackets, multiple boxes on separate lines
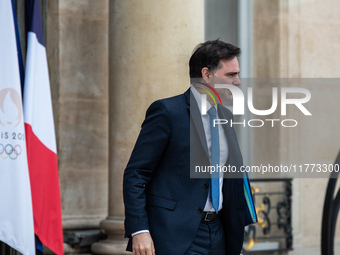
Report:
233,76,241,86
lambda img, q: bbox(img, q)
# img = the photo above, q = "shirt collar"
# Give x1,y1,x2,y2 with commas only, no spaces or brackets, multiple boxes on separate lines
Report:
190,85,216,113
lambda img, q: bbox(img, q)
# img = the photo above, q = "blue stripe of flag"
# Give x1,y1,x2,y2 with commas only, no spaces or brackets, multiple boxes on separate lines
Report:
26,0,45,46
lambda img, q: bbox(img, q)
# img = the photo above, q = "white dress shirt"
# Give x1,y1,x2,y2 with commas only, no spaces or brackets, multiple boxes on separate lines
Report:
190,85,229,212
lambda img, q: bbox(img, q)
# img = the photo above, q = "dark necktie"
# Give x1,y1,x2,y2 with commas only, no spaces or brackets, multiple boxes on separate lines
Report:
207,106,220,213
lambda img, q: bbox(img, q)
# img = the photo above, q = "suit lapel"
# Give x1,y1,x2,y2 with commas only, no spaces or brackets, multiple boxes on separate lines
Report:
217,104,243,179
217,104,233,160
186,89,209,158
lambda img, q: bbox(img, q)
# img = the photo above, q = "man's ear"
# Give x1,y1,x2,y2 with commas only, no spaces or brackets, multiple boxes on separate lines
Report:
201,67,211,83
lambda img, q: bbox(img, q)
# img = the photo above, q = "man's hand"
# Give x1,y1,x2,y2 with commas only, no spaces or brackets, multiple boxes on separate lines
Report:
132,232,155,255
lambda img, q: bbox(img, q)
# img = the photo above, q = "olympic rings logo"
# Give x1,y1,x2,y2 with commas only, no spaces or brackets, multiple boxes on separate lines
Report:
0,144,22,160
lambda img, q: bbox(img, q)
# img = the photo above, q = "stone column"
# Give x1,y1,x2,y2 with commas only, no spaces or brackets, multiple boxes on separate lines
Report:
52,0,109,232
92,1,204,254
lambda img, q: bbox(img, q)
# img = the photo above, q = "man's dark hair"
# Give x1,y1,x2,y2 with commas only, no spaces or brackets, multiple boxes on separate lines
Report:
189,39,241,78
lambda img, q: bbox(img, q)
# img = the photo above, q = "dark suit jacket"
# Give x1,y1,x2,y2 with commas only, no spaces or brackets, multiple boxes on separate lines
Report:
123,88,250,255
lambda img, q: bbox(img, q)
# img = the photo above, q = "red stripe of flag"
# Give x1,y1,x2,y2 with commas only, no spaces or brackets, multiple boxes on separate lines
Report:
25,124,63,254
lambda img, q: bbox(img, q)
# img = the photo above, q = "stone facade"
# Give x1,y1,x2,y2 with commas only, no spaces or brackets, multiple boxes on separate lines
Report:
40,0,340,254
253,1,340,254
45,0,204,254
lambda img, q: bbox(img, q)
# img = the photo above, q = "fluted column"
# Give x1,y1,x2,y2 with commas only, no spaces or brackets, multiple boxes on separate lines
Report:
92,1,204,254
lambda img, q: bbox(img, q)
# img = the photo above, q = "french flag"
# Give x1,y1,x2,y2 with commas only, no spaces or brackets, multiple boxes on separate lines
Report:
24,0,64,254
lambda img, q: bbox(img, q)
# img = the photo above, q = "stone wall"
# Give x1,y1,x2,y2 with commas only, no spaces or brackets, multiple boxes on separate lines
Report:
253,1,340,254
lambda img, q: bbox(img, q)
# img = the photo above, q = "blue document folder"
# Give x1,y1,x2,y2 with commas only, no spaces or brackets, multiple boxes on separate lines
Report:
243,171,258,225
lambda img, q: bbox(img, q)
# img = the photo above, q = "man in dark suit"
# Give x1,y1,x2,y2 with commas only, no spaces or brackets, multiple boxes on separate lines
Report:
123,39,254,255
